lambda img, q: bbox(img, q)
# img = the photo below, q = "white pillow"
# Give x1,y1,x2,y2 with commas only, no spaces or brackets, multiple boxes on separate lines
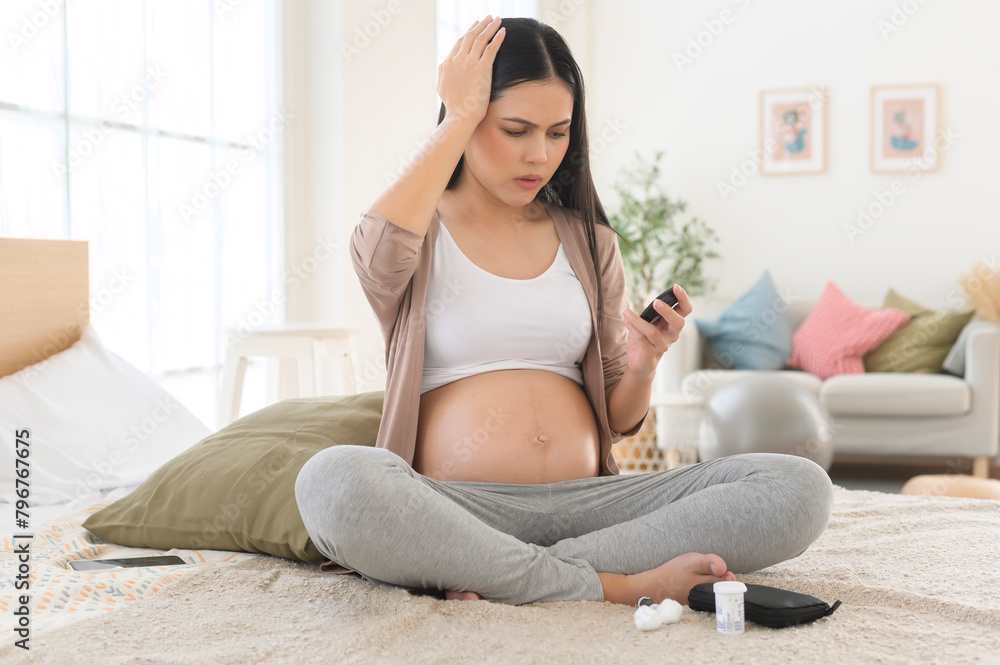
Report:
0,323,211,507
941,318,999,377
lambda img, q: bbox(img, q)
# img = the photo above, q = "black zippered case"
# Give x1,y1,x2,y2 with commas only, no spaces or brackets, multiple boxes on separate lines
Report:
688,583,842,628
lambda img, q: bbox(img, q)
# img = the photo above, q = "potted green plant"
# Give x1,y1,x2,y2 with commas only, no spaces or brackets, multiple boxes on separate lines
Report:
608,150,721,472
609,150,721,312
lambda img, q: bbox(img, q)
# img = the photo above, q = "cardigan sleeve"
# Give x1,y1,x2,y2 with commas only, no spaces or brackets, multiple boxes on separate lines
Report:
349,210,426,332
596,223,648,442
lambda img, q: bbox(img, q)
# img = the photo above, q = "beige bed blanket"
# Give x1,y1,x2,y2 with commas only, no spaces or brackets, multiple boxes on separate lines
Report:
4,486,999,664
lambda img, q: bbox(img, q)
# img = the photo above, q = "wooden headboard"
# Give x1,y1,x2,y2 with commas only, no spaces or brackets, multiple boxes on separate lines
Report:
0,237,89,379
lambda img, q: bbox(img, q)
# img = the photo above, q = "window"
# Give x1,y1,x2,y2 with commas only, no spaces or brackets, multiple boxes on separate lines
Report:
0,0,283,376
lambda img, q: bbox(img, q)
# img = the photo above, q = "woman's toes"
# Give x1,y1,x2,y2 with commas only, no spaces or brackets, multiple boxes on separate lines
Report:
705,553,728,578
639,552,737,606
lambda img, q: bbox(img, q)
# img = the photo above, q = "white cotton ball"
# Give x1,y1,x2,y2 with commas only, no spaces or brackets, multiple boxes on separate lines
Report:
656,599,683,624
633,605,663,631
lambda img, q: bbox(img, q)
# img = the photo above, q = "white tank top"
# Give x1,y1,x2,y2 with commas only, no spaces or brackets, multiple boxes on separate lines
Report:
420,221,593,395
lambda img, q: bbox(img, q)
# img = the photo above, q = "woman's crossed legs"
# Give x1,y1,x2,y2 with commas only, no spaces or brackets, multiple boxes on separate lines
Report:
294,446,834,606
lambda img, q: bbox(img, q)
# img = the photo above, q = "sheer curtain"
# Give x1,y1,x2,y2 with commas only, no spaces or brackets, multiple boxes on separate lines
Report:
0,0,283,377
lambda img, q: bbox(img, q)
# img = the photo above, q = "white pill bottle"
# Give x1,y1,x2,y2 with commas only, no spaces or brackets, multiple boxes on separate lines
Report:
713,581,747,635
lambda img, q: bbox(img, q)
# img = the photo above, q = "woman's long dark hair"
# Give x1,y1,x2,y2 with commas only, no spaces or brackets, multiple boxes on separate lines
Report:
437,17,625,339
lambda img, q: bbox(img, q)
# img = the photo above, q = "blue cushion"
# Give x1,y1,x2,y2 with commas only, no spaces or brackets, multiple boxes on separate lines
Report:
694,271,800,370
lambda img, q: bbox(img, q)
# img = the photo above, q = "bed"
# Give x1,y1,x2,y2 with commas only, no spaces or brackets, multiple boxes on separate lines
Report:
1,237,998,664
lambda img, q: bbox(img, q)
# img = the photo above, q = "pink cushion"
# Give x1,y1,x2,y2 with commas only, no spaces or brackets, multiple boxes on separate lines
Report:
789,282,911,379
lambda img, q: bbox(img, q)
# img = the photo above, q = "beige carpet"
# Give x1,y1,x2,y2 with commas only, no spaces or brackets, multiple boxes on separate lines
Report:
4,486,999,664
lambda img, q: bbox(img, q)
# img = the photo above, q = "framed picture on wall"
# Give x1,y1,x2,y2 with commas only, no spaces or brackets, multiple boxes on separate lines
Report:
870,84,940,173
759,88,827,175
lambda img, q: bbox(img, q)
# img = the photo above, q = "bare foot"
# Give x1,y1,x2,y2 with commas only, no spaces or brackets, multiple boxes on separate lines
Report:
444,590,482,601
631,552,737,606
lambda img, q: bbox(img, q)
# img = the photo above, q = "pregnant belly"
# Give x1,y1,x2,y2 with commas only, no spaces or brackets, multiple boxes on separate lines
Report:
414,369,602,484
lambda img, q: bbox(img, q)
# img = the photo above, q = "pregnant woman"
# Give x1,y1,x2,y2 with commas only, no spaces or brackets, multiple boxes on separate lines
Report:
295,16,834,606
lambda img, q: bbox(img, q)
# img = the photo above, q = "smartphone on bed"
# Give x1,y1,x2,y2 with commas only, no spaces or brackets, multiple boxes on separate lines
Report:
69,555,188,572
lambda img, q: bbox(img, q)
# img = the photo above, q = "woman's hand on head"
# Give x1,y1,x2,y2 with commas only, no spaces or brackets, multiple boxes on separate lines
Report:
437,16,506,128
620,284,693,382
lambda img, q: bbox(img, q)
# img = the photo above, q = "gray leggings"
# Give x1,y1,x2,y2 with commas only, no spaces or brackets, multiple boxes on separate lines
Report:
294,445,834,606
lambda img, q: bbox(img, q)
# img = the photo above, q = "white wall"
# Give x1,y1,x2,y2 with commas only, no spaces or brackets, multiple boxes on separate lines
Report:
581,0,1000,310
283,0,344,326
287,0,1000,393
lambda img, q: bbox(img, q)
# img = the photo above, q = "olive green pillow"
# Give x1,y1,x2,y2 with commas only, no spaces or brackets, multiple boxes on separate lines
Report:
82,391,384,562
864,290,975,373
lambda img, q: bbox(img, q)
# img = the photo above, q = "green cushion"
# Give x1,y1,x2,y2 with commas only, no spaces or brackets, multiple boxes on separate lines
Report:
864,290,975,373
82,391,384,562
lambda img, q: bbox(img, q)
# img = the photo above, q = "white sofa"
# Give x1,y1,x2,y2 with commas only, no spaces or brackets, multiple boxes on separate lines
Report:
658,298,1000,478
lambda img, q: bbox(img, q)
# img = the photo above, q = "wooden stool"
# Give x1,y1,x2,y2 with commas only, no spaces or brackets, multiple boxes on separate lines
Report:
901,474,1000,500
217,323,361,428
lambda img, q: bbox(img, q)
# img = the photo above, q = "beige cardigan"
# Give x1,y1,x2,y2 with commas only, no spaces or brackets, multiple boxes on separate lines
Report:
349,200,648,477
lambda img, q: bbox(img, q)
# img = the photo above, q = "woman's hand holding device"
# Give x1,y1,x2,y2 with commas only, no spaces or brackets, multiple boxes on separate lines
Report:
621,285,691,381
437,16,506,127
